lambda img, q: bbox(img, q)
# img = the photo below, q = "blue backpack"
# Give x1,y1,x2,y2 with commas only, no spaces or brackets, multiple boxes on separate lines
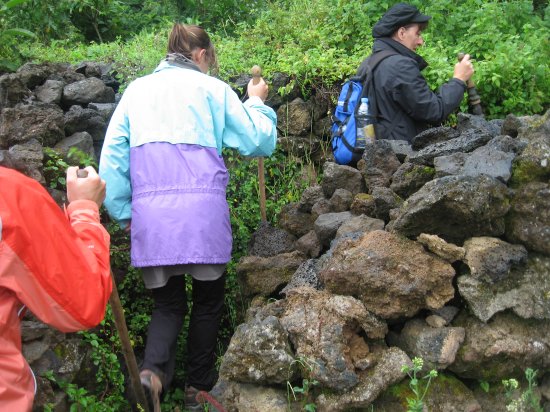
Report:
331,50,397,166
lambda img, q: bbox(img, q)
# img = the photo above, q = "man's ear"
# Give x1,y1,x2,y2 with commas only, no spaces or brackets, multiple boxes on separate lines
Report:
396,27,406,40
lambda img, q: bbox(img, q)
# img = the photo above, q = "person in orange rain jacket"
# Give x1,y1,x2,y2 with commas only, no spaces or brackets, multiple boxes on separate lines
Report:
0,165,112,411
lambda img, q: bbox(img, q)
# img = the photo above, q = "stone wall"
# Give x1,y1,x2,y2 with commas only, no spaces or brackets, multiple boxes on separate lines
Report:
224,111,550,411
2,60,549,411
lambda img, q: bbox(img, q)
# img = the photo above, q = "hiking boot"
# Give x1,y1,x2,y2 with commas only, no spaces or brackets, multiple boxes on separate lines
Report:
184,385,205,411
140,369,162,412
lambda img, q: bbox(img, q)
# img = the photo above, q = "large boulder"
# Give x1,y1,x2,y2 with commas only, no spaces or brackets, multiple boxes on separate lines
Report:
319,230,456,319
314,211,353,247
387,318,466,370
219,315,297,384
278,203,316,238
276,98,314,136
8,139,44,183
406,129,493,166
390,162,436,198
279,287,387,391
61,77,115,107
0,103,65,148
236,251,306,298
247,221,296,257
458,253,550,322
389,175,511,244
450,311,550,381
461,237,528,283
0,73,29,110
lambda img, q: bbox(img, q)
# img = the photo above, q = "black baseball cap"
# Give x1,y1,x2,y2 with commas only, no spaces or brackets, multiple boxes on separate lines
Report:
372,3,431,38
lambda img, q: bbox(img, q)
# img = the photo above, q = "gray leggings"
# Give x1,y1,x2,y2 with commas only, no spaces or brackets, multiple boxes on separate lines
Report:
141,273,225,391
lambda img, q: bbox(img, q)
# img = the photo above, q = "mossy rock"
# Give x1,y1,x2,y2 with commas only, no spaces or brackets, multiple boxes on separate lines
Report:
372,373,480,411
509,157,550,187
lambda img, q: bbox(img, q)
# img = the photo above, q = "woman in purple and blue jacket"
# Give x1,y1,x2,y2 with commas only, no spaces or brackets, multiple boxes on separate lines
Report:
99,23,277,411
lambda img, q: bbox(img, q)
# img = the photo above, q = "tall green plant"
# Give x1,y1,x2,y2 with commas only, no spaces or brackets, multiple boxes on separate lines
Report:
0,0,36,71
401,357,438,412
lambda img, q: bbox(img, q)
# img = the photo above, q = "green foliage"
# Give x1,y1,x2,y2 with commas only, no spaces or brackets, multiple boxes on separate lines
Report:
42,147,98,190
2,0,264,48
43,369,126,412
224,146,311,259
77,320,127,407
43,148,70,190
20,0,549,118
479,379,490,393
287,357,319,412
503,368,543,412
0,0,36,71
411,0,550,118
401,357,438,412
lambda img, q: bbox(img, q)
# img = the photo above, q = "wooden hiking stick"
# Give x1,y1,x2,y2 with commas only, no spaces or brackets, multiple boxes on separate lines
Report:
457,52,483,116
76,169,150,412
108,270,150,412
250,65,267,222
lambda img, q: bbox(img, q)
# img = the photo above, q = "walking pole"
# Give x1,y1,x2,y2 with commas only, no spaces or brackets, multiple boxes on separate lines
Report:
457,52,483,116
250,65,267,222
77,169,150,412
108,270,150,412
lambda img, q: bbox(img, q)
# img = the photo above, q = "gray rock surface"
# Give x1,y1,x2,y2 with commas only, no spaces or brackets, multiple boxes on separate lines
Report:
450,311,550,381
316,347,411,411
247,221,296,257
321,161,366,198
462,237,528,283
62,77,115,107
314,211,353,247
458,253,550,322
237,251,306,298
389,175,511,244
358,139,401,190
506,181,550,255
407,129,493,165
0,103,65,147
387,318,465,370
219,315,297,384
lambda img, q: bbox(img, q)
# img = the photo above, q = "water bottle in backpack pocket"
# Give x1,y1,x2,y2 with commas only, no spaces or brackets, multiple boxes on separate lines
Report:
356,97,376,147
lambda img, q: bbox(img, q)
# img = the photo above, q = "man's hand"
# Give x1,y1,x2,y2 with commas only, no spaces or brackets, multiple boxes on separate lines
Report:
66,166,106,207
454,53,474,83
247,77,269,102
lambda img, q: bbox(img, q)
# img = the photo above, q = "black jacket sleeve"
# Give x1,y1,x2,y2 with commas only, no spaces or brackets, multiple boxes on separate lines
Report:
388,58,467,125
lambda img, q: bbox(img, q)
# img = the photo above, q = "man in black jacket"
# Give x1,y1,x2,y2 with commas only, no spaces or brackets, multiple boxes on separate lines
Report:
364,3,474,142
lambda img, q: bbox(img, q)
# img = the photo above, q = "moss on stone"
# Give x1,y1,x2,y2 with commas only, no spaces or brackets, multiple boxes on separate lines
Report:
355,193,374,201
510,158,550,187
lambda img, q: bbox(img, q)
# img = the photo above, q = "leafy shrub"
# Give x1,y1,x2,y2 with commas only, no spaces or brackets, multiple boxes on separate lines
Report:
0,0,37,71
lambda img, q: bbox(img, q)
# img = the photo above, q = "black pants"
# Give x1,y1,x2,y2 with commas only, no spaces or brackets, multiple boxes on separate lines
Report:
141,274,225,391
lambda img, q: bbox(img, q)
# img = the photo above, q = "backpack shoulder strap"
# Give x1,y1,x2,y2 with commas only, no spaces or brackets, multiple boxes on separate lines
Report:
356,50,398,82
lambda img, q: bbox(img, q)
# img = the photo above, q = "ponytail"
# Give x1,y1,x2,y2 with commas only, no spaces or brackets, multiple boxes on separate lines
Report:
168,23,218,73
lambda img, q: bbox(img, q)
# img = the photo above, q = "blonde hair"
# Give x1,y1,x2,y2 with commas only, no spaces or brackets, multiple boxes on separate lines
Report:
168,23,218,73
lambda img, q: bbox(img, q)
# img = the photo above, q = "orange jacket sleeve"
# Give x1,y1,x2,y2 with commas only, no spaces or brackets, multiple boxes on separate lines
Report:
0,167,112,332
